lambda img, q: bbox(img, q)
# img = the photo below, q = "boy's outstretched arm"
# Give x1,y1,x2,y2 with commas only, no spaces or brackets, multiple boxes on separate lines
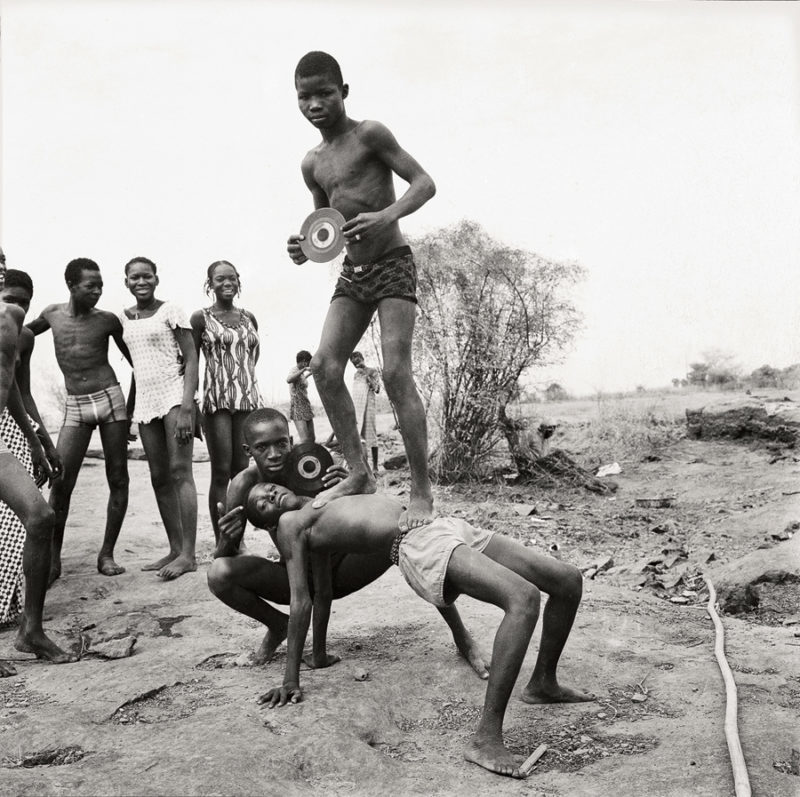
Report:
342,121,435,243
24,305,53,337
259,515,313,708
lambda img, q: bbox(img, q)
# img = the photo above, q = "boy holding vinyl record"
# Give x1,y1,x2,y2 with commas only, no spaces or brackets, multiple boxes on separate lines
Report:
208,407,351,663
286,51,436,532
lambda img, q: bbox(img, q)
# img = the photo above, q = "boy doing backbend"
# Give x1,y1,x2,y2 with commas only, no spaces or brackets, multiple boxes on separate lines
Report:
27,258,132,583
253,488,593,779
208,408,487,675
287,51,435,531
0,302,74,675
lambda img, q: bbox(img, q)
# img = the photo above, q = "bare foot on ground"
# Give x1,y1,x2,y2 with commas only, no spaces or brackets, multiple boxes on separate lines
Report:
142,552,178,572
455,637,491,680
252,621,288,665
521,681,595,704
302,652,341,669
15,628,76,664
464,735,524,778
97,555,125,576
311,470,376,509
157,555,197,580
0,660,17,677
398,493,435,532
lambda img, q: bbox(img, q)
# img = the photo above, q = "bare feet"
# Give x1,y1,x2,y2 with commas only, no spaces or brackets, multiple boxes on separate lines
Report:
398,493,435,532
302,652,341,669
311,469,376,509
521,680,595,705
15,628,76,664
97,555,125,576
142,552,178,572
0,660,17,677
157,554,197,580
252,621,288,665
455,636,491,680
464,735,524,778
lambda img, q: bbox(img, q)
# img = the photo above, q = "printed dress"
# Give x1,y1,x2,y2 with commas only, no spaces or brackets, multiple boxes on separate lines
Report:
287,366,313,422
121,302,193,424
200,308,264,415
0,411,37,626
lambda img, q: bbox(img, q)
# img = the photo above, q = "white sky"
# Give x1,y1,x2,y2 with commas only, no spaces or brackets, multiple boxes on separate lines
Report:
1,0,799,403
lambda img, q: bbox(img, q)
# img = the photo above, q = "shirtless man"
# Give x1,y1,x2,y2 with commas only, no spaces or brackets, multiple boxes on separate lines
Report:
287,51,436,531
27,258,132,583
254,487,593,779
0,300,75,676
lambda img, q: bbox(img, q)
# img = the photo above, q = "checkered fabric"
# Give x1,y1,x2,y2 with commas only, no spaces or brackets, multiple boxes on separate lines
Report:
0,410,38,626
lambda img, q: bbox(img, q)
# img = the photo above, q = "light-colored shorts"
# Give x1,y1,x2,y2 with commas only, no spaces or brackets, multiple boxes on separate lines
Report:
396,517,495,608
63,383,128,428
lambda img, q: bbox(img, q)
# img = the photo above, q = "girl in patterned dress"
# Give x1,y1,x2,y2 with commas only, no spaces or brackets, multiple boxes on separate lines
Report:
121,257,199,580
190,261,264,542
286,349,315,443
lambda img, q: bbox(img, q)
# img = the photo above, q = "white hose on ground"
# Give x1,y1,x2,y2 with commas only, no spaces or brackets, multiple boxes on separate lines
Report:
704,576,752,797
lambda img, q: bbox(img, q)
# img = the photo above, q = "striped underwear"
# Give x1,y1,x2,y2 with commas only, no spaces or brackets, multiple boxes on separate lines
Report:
63,383,128,428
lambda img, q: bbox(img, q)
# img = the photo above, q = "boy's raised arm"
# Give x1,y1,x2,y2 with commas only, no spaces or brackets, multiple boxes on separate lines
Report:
259,516,313,708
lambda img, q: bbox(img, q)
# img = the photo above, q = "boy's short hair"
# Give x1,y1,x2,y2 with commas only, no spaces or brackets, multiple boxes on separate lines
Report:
242,407,290,440
4,269,33,297
124,256,157,276
295,51,343,88
65,258,99,286
296,350,312,364
350,351,363,360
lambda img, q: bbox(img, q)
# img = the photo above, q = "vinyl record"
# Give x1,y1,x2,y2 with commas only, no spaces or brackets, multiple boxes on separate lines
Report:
299,207,347,262
284,442,335,497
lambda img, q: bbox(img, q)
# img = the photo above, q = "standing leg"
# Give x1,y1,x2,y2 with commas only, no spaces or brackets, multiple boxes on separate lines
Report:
0,453,74,663
47,423,93,585
310,298,376,506
443,545,541,778
481,534,593,703
139,418,182,571
376,298,433,529
292,418,315,444
157,406,197,579
97,420,130,575
205,409,233,543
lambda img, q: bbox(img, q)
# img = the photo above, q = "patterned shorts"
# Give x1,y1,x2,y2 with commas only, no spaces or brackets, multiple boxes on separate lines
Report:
331,246,417,310
0,430,8,456
63,383,128,428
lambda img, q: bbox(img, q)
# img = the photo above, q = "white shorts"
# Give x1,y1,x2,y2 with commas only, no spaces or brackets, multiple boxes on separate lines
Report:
397,517,494,607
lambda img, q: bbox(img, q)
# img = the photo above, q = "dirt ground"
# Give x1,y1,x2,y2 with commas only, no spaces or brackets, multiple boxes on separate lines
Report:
1,392,799,796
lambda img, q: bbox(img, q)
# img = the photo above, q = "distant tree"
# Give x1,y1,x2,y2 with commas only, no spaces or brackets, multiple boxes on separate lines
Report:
750,364,780,388
544,382,570,402
687,362,709,386
635,385,646,394
410,220,584,481
671,378,681,388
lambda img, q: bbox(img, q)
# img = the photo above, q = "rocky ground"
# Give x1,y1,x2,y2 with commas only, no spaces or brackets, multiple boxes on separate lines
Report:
0,391,798,796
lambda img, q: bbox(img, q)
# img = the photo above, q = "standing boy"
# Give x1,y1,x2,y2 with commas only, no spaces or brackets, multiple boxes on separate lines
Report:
287,51,436,531
0,301,74,675
27,258,132,584
286,349,315,443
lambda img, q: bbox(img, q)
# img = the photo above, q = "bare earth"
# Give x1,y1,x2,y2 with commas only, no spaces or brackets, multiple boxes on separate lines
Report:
1,391,799,796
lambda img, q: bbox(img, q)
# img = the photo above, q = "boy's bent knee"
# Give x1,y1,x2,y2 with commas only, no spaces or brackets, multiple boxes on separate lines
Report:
310,354,344,386
207,558,236,595
25,502,55,537
510,583,540,618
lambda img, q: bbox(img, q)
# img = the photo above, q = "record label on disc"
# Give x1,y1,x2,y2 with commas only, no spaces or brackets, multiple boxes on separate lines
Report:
299,208,346,263
283,442,335,497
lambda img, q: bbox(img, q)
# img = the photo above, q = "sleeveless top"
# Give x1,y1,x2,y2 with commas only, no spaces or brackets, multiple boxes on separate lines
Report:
121,301,193,424
200,307,264,415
